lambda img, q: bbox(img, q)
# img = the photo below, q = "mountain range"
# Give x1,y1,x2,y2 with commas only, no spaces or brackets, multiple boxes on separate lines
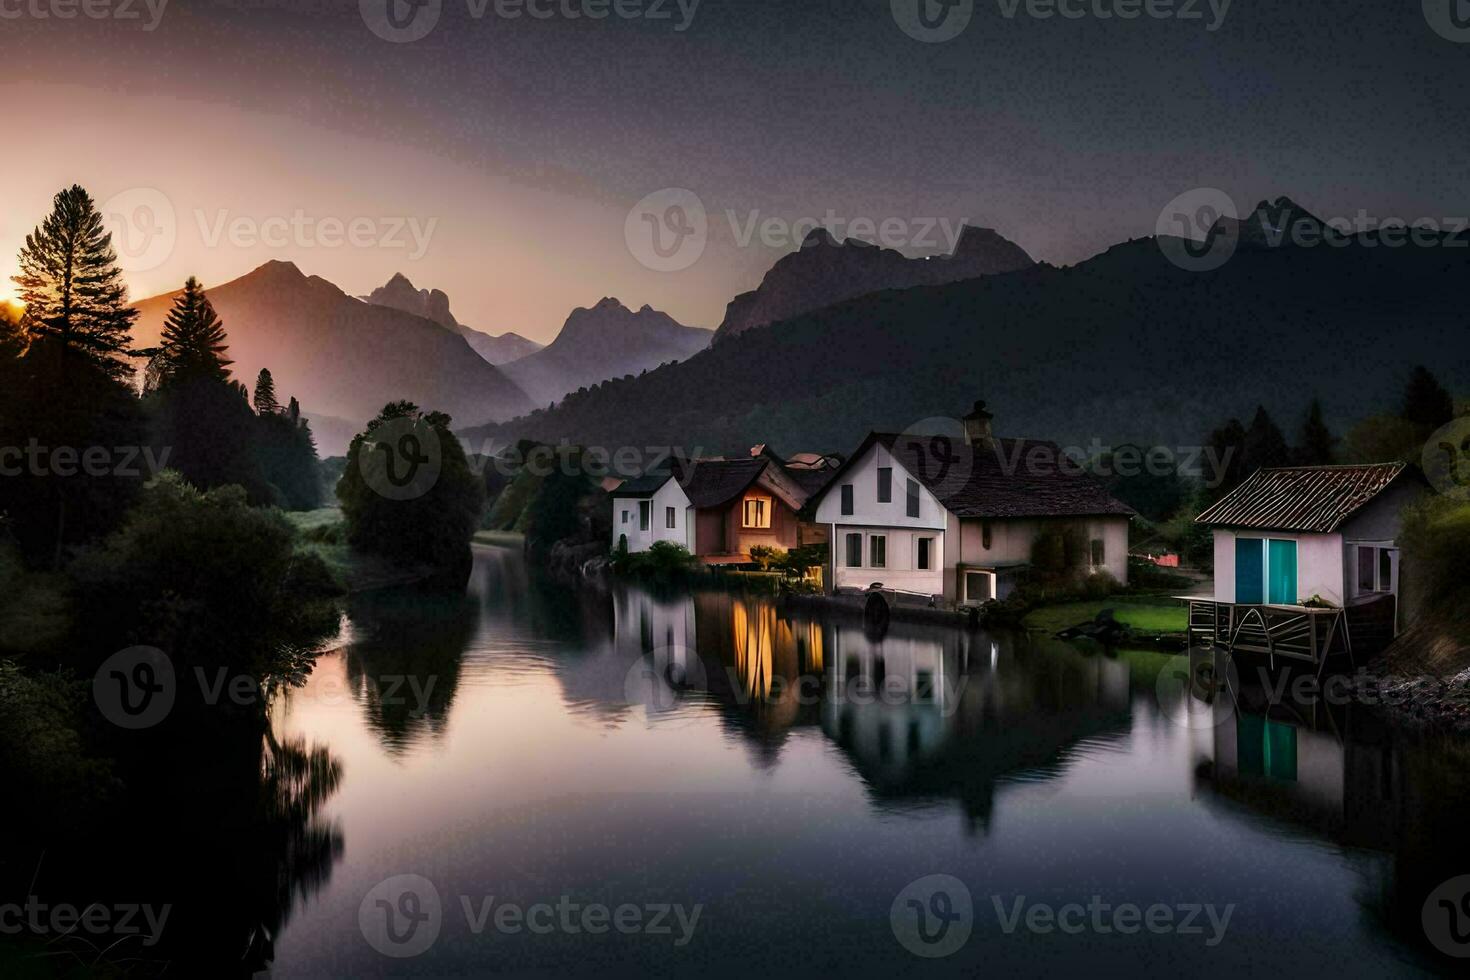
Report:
132,261,534,455
500,298,713,408
363,272,543,365
461,198,1470,458
713,225,1035,343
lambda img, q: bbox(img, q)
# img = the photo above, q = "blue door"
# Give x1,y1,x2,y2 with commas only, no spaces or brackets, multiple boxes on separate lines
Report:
1268,539,1298,605
1235,538,1264,603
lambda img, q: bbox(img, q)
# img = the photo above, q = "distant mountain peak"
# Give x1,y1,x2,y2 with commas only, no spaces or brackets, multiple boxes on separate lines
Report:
714,221,1034,343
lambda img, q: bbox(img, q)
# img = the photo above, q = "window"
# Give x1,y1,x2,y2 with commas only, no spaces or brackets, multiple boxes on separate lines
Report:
906,478,920,518
845,533,863,567
1090,538,1105,567
666,506,677,529
639,501,650,531
1358,546,1395,593
877,467,892,503
742,496,771,529
622,509,629,524
916,536,933,570
840,484,854,516
870,534,887,568
981,521,992,549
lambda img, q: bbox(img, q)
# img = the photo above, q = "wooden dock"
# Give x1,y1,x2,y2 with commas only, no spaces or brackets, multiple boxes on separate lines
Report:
1180,594,1397,672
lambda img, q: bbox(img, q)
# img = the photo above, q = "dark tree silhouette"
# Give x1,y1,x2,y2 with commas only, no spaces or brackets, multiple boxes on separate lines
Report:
1244,406,1290,472
159,276,231,384
1295,398,1338,465
253,368,281,415
1204,418,1248,500
12,184,137,382
1401,365,1454,431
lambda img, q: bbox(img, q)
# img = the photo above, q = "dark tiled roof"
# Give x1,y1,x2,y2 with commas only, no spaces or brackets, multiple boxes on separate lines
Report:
784,465,838,498
855,432,1134,519
612,470,674,497
1195,463,1410,533
677,458,767,509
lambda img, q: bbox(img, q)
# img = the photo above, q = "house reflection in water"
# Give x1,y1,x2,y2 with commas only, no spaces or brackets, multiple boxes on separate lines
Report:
822,626,1133,832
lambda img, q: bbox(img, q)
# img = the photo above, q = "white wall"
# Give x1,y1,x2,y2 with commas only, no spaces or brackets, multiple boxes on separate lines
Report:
814,442,948,530
1211,529,1345,605
953,515,1129,589
612,479,692,553
829,526,945,595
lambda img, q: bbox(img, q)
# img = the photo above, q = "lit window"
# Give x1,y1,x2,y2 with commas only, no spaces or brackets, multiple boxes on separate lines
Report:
743,496,771,529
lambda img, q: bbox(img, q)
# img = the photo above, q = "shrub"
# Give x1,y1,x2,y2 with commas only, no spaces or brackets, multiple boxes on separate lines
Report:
748,544,785,570
614,540,700,579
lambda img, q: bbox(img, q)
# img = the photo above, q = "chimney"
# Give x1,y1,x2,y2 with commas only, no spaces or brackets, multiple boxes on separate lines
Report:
962,400,994,449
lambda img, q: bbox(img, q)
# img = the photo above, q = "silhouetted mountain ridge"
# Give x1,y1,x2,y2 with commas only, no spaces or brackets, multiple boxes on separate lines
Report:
364,272,543,365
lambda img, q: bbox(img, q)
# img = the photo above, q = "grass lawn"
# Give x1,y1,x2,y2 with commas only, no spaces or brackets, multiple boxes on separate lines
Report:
284,507,343,532
1024,596,1188,635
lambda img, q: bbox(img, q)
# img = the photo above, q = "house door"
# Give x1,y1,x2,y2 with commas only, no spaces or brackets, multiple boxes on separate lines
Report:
1267,539,1298,605
1235,538,1264,604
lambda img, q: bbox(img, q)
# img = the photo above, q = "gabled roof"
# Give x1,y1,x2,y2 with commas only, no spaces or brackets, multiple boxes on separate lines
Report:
678,457,775,509
814,432,1135,519
611,469,675,498
1195,462,1412,533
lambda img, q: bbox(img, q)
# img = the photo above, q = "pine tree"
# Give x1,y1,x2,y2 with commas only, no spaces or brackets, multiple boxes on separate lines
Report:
287,395,301,424
1295,398,1338,465
159,276,232,385
1244,406,1290,472
12,184,137,381
1401,365,1454,431
253,368,280,415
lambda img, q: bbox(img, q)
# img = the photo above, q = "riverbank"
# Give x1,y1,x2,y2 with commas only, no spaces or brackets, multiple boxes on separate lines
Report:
287,508,439,593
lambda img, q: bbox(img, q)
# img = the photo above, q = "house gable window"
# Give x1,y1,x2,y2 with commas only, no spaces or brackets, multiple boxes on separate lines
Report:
666,507,677,529
639,501,651,531
877,467,892,503
916,536,933,570
742,496,771,529
841,484,854,516
869,534,887,569
844,533,863,568
906,478,920,518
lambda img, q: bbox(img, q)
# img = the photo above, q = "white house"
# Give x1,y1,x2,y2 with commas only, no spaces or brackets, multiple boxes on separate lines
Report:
1195,462,1427,611
810,402,1134,606
610,469,694,553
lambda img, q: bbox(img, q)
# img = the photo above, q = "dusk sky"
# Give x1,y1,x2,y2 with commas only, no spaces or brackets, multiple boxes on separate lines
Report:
4,0,1468,339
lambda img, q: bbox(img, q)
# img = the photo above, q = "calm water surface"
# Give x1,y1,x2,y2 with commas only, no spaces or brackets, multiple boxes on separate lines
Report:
266,545,1463,977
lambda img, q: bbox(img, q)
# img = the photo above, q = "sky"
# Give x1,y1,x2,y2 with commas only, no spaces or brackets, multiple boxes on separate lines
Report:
2,0,1468,341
